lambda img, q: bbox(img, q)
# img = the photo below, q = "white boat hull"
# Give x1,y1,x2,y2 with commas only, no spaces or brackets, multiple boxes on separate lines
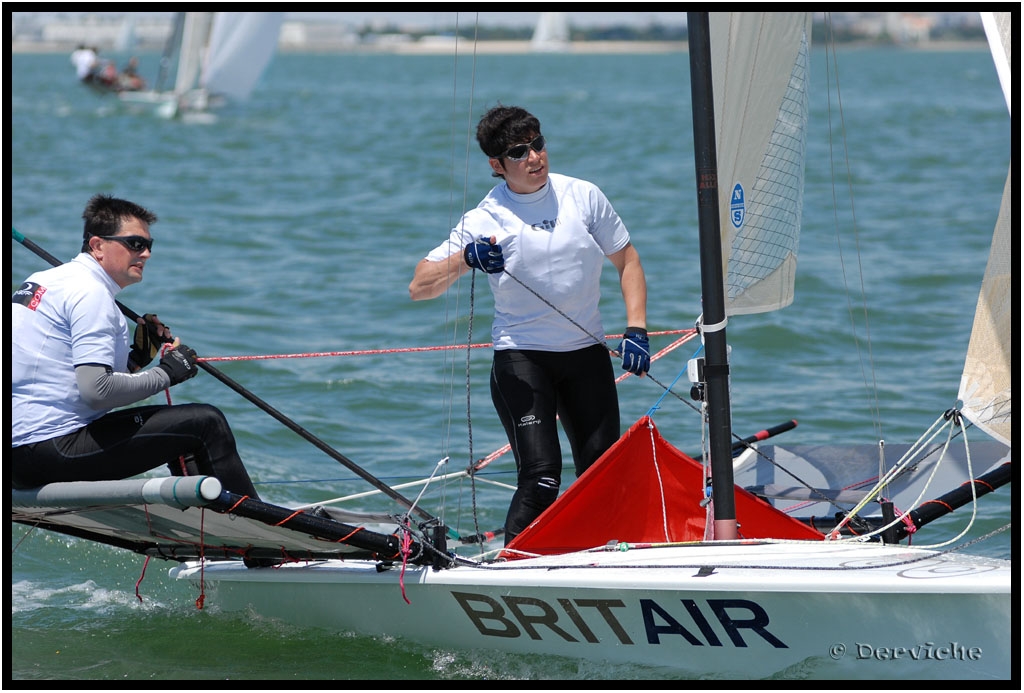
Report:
171,541,1010,679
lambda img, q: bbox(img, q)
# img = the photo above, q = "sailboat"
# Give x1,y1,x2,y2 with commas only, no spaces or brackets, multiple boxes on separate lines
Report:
12,12,1012,679
531,12,571,53
118,12,284,118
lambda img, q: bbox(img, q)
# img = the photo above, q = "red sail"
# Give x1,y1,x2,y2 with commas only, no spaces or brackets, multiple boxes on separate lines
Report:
505,416,823,557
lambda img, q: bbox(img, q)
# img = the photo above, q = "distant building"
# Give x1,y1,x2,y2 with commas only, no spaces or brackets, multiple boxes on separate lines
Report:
25,14,171,51
278,21,360,51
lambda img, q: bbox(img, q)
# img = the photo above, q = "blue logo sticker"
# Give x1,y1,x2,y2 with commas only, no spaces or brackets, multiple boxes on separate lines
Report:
730,183,745,229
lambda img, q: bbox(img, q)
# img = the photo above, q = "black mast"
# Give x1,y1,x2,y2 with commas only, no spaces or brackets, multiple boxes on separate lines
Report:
687,12,737,539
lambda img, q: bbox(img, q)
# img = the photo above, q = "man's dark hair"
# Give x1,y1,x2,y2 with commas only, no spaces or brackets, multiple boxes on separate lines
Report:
81,194,157,251
476,105,542,167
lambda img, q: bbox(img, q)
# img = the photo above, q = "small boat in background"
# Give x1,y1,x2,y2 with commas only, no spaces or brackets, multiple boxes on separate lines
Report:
117,12,284,118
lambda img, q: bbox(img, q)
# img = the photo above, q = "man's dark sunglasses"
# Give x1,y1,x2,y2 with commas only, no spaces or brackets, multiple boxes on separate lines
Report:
501,135,546,161
95,235,154,252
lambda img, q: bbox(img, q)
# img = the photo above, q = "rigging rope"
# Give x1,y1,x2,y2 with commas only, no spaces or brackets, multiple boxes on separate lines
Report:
194,329,696,363
822,13,884,442
826,410,985,549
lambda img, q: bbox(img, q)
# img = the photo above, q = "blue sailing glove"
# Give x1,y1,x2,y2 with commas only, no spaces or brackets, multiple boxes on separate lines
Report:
464,237,505,274
618,327,650,375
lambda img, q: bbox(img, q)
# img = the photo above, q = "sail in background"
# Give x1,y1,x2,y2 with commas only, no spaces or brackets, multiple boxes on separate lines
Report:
119,11,284,116
204,12,286,102
710,13,812,316
173,13,213,97
958,12,1012,447
531,13,570,52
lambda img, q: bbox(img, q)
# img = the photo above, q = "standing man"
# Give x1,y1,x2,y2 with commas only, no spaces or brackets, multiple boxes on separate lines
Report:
70,44,98,82
12,194,261,500
409,105,650,544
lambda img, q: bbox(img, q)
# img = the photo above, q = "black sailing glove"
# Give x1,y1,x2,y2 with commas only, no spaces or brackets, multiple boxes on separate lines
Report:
464,237,505,273
158,344,199,385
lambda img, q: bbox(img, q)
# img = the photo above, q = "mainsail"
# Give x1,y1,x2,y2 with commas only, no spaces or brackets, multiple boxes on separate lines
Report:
203,12,286,102
957,12,1012,447
710,13,812,315
171,12,213,99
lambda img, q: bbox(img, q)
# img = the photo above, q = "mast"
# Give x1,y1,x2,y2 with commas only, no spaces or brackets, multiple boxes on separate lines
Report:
687,12,737,539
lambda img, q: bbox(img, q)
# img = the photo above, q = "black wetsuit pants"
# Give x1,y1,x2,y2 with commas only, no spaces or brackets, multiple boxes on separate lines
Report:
12,403,260,499
490,344,620,544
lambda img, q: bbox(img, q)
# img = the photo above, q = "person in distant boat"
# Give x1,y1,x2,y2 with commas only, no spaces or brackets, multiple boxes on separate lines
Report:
70,44,98,82
92,50,120,90
409,105,649,545
118,56,145,91
11,194,262,501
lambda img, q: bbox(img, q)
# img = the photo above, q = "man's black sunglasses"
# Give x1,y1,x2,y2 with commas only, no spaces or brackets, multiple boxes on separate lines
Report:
95,235,153,252
501,135,546,161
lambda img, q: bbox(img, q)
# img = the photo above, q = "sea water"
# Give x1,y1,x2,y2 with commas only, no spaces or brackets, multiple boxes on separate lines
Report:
9,43,1012,681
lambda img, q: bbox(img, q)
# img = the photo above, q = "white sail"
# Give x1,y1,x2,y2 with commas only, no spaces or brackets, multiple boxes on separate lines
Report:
981,11,1012,115
957,12,1012,447
119,11,282,116
710,13,812,315
203,12,286,102
174,12,214,96
956,169,1011,446
531,12,570,52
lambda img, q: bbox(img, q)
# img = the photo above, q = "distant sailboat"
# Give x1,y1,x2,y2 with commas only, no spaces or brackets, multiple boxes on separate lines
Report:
531,12,570,52
119,12,284,118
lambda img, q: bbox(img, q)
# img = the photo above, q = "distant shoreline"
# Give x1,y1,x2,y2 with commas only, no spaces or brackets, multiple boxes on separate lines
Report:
11,39,987,56
378,40,684,55
11,40,685,55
